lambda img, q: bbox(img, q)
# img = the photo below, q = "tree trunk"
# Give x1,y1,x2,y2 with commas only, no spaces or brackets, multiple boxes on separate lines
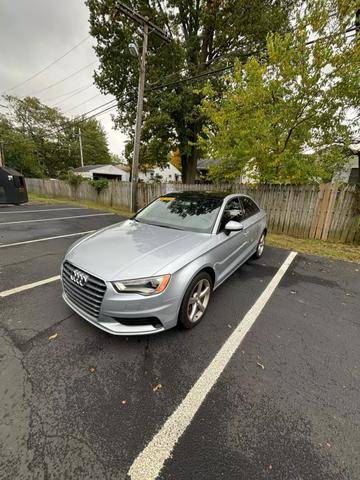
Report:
181,151,198,184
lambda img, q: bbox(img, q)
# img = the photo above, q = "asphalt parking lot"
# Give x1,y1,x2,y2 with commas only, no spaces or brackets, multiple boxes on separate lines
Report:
1,202,359,480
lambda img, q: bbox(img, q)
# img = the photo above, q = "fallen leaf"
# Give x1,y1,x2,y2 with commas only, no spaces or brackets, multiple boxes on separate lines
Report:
48,333,58,341
89,366,96,373
152,383,162,392
256,362,265,370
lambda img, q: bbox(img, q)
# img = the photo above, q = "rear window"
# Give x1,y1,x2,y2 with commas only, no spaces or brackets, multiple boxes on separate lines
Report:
135,195,223,233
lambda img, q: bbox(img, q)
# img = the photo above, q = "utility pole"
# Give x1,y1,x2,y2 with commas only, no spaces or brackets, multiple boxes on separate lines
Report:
356,9,360,184
78,127,84,168
0,142,4,167
114,2,172,212
131,23,148,212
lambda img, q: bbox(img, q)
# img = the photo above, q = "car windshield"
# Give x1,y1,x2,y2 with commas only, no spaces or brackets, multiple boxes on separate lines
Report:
134,194,223,233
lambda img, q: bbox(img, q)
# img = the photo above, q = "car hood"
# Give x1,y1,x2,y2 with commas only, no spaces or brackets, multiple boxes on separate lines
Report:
65,219,212,281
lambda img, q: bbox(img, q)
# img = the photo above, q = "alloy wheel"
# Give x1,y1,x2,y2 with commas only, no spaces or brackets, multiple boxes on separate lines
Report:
187,278,211,323
257,234,265,256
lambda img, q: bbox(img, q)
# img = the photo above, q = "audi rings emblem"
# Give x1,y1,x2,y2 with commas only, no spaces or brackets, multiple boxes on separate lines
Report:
70,269,89,287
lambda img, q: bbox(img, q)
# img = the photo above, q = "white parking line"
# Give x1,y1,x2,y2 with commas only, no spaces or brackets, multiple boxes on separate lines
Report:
0,275,61,298
0,230,96,248
0,207,86,214
0,213,114,226
128,251,297,480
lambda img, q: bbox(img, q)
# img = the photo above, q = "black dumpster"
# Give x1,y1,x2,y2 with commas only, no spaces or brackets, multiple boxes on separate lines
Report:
0,166,28,204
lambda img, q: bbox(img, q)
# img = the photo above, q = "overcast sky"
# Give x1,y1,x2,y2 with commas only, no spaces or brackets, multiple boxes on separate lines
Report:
0,0,127,157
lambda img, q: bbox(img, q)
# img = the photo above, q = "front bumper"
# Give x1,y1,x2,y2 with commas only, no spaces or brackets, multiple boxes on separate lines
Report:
62,281,181,336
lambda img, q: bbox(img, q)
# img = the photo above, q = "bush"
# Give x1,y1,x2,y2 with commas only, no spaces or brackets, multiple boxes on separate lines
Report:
89,178,109,194
65,171,83,188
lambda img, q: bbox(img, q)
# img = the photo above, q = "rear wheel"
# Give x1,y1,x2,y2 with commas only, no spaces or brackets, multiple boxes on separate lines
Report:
178,272,213,329
253,231,266,259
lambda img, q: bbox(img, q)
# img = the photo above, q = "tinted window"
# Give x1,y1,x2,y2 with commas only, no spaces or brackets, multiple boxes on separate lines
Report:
240,196,260,219
135,194,223,233
219,197,243,231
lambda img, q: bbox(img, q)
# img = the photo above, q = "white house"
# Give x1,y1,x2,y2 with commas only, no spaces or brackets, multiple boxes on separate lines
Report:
332,144,359,184
73,162,182,183
73,164,131,181
139,162,182,183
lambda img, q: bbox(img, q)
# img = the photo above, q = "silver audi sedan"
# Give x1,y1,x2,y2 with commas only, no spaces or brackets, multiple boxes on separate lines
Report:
61,192,267,335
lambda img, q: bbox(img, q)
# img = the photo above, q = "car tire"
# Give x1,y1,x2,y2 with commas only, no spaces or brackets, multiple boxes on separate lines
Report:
253,231,266,259
178,271,213,329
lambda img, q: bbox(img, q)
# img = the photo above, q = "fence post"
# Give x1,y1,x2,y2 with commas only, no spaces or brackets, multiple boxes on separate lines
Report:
309,184,324,239
321,185,337,241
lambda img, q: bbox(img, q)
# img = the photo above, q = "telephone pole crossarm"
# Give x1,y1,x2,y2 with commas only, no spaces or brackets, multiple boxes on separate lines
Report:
114,2,172,43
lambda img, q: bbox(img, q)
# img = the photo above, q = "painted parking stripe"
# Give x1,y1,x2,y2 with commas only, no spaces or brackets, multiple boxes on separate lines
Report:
128,251,297,480
0,275,61,298
0,213,114,226
0,230,96,248
0,207,86,214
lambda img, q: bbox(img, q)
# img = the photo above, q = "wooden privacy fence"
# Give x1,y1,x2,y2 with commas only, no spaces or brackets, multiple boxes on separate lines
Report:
26,178,359,243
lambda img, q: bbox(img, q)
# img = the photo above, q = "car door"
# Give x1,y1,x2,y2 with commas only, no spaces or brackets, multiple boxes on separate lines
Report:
213,196,250,285
239,196,262,253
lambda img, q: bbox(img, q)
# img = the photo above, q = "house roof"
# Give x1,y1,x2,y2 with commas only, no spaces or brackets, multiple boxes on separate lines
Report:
73,163,131,173
73,164,106,172
197,158,218,169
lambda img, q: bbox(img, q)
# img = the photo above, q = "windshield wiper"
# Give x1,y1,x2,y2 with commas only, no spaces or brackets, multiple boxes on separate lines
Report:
151,223,184,231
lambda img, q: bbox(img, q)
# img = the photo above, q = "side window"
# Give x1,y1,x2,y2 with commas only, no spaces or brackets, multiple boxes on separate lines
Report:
219,197,243,231
240,197,260,220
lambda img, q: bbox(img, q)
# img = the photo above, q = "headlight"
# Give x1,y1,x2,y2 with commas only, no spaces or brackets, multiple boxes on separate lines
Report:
112,274,171,296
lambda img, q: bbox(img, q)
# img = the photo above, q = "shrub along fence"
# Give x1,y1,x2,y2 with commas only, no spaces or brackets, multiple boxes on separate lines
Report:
26,178,359,244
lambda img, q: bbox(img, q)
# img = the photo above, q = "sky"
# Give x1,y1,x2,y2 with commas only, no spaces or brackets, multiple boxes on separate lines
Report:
0,0,128,158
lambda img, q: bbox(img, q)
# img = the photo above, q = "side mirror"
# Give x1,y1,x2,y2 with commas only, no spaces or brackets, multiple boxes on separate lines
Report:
224,220,244,233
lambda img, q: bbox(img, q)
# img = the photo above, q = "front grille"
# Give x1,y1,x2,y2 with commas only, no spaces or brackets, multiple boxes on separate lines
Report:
62,261,106,318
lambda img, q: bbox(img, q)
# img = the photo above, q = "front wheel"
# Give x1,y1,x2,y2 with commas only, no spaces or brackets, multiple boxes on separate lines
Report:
178,272,213,329
253,231,266,259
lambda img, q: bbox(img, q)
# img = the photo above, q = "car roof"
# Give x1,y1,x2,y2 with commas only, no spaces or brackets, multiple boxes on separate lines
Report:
162,191,230,200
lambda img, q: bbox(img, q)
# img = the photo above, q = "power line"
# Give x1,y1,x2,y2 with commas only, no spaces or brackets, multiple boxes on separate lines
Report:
51,84,95,107
77,98,118,117
26,61,97,97
62,92,102,114
114,2,172,43
146,26,357,93
1,35,90,95
59,26,357,125
44,83,93,103
39,22,358,133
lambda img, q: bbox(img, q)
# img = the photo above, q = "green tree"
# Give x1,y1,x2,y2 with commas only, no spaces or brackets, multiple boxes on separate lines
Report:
0,96,112,177
80,118,112,165
201,0,359,183
86,0,296,182
0,115,43,177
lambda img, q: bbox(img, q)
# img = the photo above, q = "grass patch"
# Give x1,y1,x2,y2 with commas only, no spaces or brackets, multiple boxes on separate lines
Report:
28,193,132,218
267,232,360,263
